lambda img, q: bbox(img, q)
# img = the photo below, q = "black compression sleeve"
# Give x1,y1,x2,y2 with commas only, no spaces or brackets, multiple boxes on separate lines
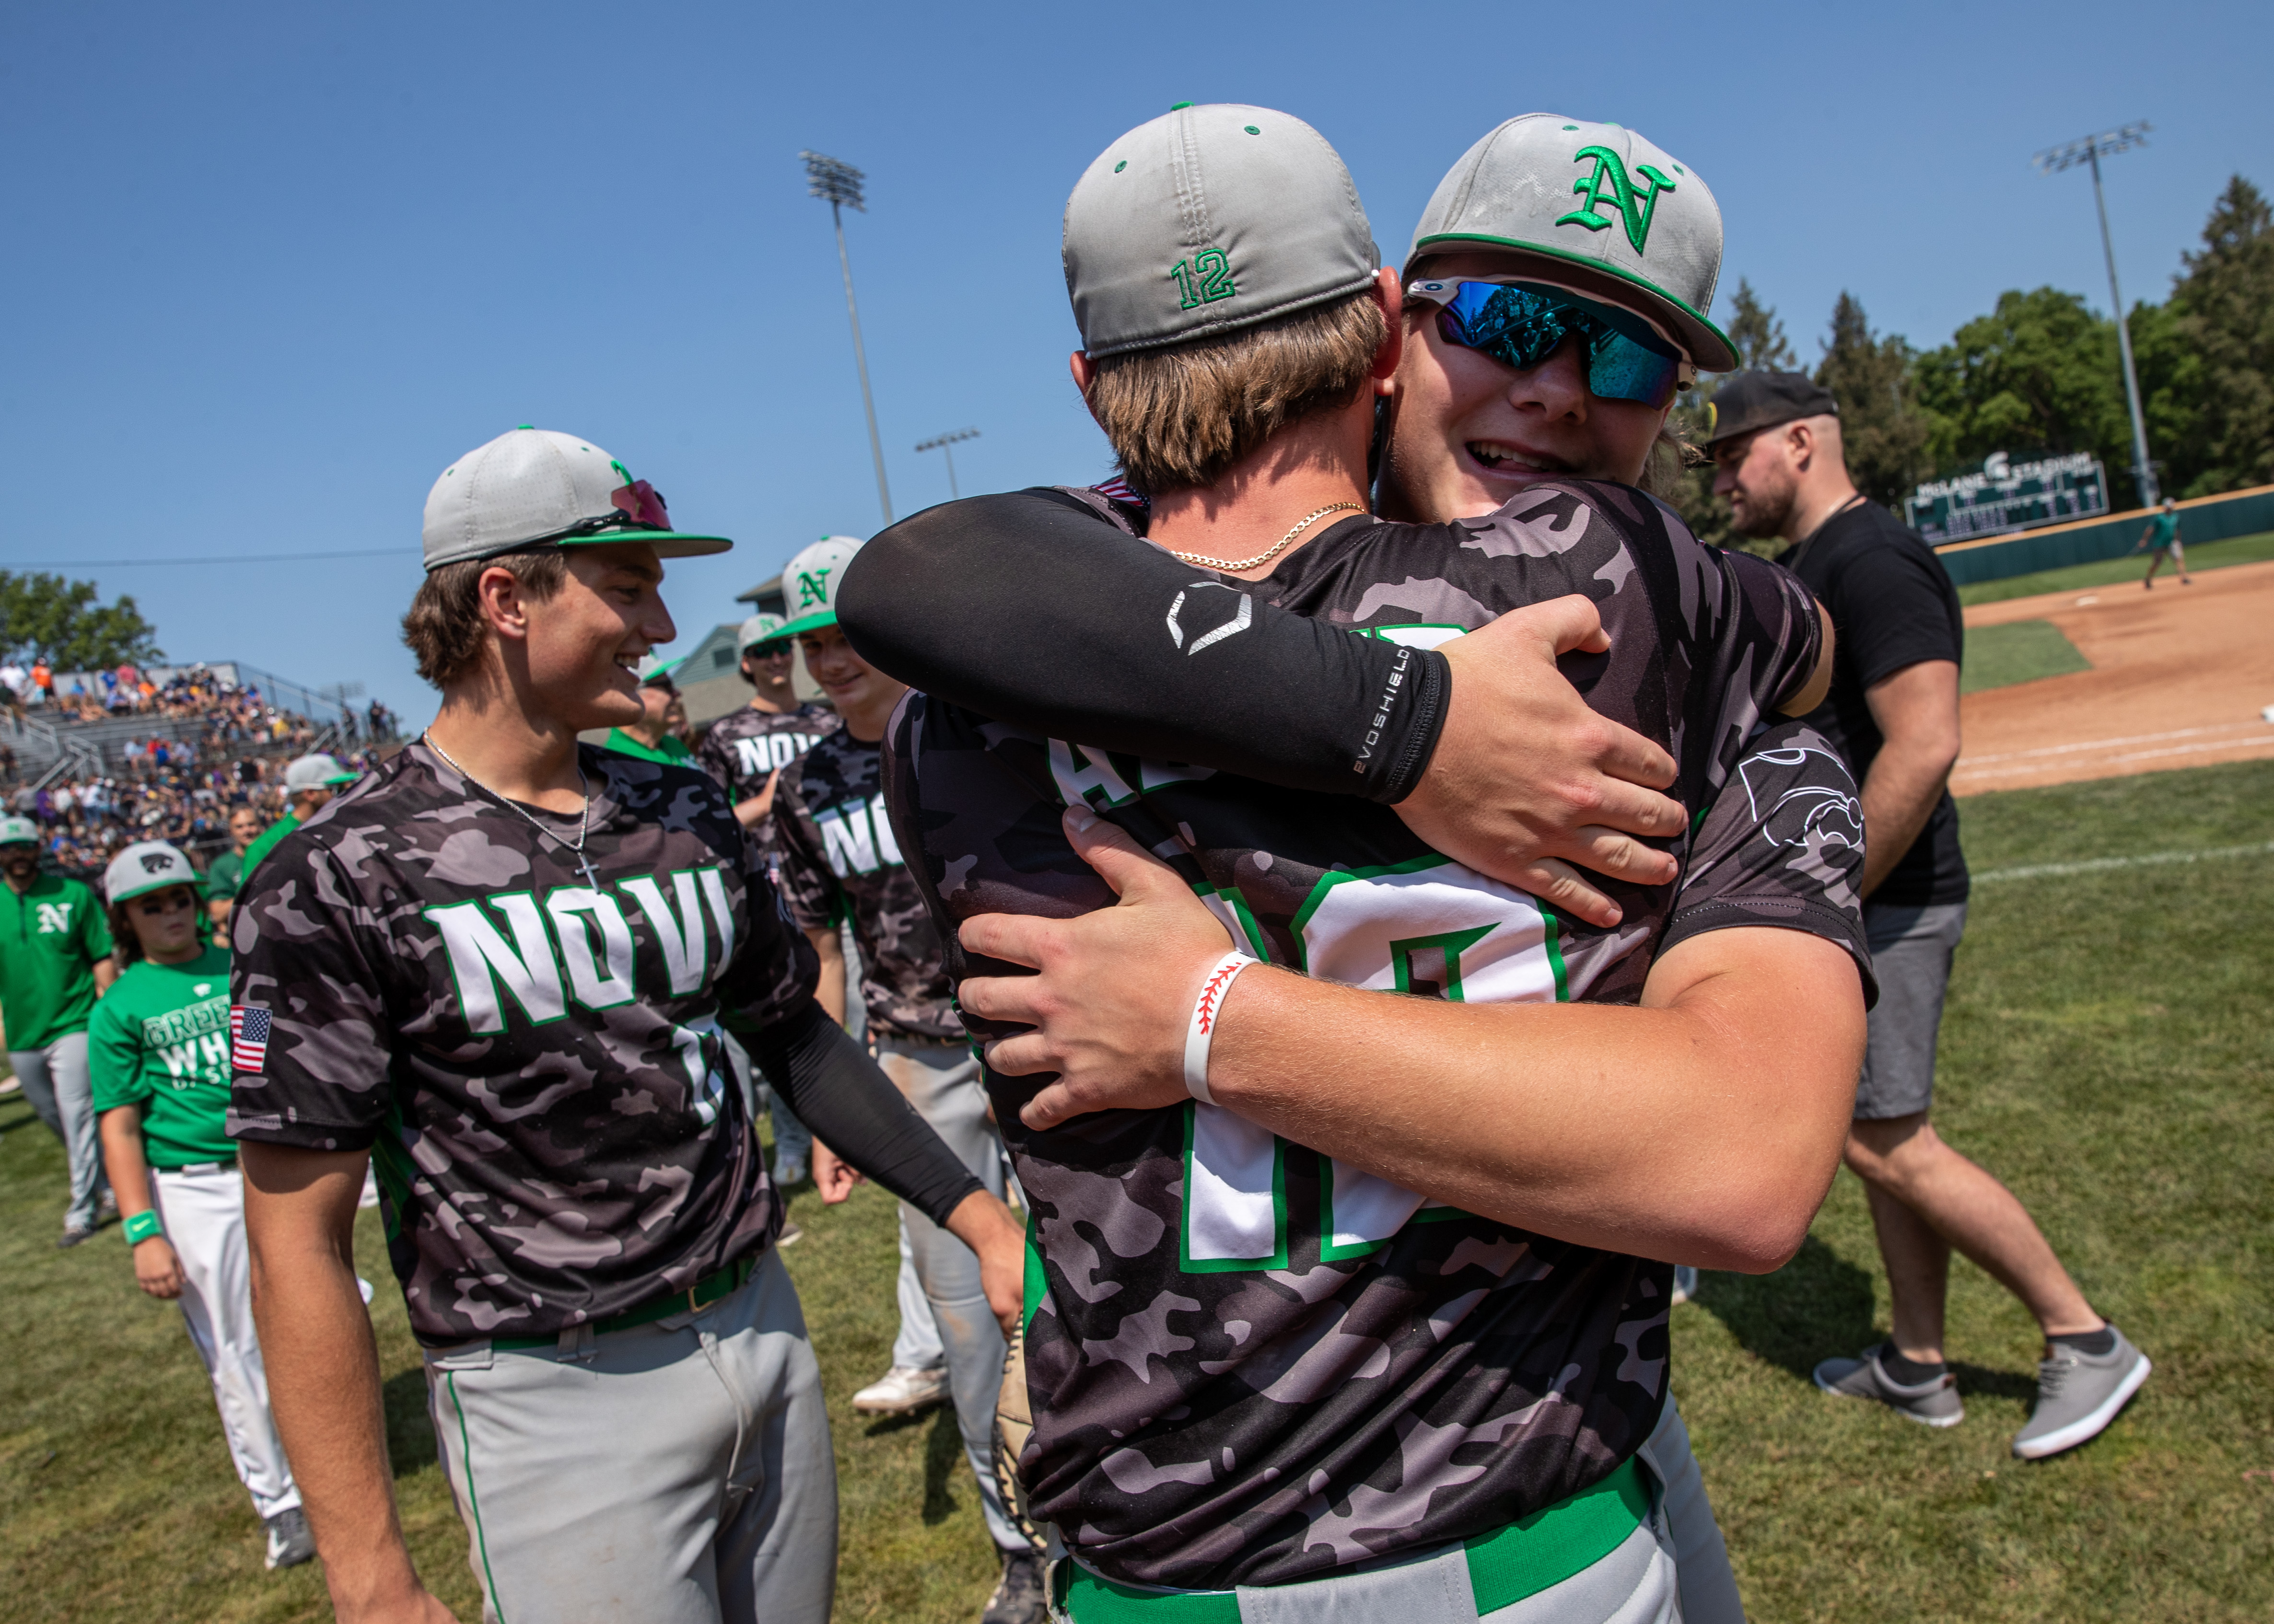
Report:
838,489,1447,803
750,1000,984,1228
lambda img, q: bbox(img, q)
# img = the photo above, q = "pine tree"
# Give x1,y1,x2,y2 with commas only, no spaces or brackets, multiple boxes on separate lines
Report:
2163,175,2274,496
1816,293,1933,510
1725,278,1797,373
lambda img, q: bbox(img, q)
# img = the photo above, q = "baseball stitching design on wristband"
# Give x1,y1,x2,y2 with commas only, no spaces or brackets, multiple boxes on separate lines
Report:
1184,951,1259,1106
123,1209,164,1245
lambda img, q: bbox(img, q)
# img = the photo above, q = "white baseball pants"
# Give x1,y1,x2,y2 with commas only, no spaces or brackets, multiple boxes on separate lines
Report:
147,1163,301,1520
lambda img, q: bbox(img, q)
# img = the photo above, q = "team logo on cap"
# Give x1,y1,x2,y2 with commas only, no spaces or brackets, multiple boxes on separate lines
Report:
1556,146,1678,255
795,568,832,609
1168,249,1237,310
140,852,173,874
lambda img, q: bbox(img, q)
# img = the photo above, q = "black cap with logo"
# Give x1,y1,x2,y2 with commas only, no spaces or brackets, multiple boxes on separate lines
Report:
1705,371,1839,452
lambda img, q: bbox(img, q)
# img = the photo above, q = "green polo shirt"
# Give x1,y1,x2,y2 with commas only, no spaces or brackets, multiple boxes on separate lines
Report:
88,946,237,1167
0,873,114,1050
205,848,247,903
235,810,305,887
603,729,695,767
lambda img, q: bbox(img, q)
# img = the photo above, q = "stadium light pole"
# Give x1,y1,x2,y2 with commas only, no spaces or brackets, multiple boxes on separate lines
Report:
915,427,980,499
2033,122,2159,508
801,150,894,527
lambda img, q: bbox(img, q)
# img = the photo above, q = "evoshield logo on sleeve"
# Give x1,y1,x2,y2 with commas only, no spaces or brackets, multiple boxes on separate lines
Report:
1556,146,1677,255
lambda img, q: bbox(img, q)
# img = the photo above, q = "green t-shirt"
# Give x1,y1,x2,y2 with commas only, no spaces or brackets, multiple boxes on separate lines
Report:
604,729,694,767
235,810,304,888
2150,510,2181,547
205,848,246,902
0,873,113,1050
88,946,237,1167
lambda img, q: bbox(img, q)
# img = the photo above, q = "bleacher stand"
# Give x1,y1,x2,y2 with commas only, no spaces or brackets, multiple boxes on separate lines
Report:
0,661,401,883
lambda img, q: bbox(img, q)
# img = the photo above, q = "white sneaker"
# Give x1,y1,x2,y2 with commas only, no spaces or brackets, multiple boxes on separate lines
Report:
853,1363,949,1415
1670,1264,1699,1304
264,1506,315,1570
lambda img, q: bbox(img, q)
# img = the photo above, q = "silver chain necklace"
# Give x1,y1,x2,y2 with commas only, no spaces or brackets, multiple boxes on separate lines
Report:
422,731,600,888
1163,501,1365,574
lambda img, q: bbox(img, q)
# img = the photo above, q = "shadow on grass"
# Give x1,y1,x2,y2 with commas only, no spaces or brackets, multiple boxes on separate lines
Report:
1693,1235,1878,1380
862,1402,970,1526
382,1367,440,1479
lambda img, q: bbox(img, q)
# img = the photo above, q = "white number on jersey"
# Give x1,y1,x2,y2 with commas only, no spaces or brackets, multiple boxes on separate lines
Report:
1180,856,1566,1270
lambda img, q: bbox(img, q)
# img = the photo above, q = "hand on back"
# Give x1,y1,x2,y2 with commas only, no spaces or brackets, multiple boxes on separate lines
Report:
1396,596,1684,926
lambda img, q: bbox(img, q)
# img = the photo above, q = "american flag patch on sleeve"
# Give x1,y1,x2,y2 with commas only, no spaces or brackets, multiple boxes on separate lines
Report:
231,1006,273,1073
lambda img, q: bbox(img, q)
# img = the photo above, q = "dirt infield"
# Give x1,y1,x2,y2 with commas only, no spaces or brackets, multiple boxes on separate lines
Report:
1953,558,2274,794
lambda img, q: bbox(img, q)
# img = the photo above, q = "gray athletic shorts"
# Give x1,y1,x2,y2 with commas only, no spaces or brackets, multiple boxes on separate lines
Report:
1853,901,1969,1122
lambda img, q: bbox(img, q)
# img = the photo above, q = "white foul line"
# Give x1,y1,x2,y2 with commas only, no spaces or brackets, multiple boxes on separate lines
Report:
1955,733,2274,782
1971,841,2274,885
1956,719,2269,768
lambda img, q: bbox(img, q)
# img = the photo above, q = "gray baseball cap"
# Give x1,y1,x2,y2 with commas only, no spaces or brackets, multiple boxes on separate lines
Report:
1407,115,1735,371
105,840,204,905
283,753,359,792
420,428,735,571
1063,104,1379,359
738,612,788,651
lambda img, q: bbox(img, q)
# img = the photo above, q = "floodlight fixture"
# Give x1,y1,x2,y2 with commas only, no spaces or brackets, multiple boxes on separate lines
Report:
915,427,981,499
801,150,892,524
2033,121,2158,506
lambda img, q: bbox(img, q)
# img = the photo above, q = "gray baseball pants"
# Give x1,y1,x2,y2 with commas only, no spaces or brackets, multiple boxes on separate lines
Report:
422,1249,835,1624
874,1032,1022,1552
12,1030,108,1230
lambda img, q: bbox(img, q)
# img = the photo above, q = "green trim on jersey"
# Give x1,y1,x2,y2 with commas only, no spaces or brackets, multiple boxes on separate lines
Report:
86,946,236,1167
602,728,694,767
1178,1102,1288,1274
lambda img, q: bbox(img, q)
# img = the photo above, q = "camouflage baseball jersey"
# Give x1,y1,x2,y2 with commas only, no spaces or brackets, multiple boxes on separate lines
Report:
698,701,840,851
882,480,1872,1589
772,727,959,1041
226,740,819,1347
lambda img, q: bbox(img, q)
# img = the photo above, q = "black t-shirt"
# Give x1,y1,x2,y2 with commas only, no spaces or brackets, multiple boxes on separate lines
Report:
1785,500,1969,907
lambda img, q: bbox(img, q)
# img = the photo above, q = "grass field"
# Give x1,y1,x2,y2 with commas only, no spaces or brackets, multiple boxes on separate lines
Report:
1960,619,2092,695
1954,529,2274,607
3,761,2269,1622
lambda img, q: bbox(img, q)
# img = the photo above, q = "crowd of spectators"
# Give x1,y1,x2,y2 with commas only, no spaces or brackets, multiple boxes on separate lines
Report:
0,662,400,881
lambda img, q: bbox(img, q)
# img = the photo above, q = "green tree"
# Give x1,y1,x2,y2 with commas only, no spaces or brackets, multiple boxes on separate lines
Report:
2144,175,2273,498
1725,278,1798,373
0,574,163,670
1912,287,2136,499
1816,292,1933,510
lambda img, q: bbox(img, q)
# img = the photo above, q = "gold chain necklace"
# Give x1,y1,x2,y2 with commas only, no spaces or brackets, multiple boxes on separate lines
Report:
1164,501,1365,574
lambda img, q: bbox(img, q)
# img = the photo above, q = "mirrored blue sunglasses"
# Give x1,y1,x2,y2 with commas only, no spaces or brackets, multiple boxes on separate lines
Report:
1406,279,1690,408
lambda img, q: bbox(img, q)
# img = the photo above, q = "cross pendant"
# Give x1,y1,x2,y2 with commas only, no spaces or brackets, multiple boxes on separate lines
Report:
578,855,600,889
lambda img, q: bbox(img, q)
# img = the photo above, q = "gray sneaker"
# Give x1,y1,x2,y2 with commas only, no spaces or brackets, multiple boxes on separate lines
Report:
264,1506,316,1570
980,1548,1046,1624
2013,1325,2150,1460
1812,1343,1964,1427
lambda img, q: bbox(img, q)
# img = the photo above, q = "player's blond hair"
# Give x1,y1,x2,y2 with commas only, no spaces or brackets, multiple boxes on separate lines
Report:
1083,290,1387,497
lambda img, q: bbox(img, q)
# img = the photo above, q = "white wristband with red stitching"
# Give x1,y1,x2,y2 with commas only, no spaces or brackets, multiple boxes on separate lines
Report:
1183,951,1259,1105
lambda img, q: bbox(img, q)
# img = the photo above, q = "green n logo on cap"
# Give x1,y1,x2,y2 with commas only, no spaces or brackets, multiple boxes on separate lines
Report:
1168,249,1236,310
796,568,832,608
1556,146,1677,255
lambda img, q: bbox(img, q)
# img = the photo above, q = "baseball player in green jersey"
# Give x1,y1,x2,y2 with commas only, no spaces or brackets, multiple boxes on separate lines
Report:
91,840,314,1572
234,753,359,885
0,812,118,1244
2135,497,2190,588
604,654,697,765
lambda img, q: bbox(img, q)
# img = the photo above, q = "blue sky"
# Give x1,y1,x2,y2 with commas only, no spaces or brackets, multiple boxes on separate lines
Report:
4,0,2267,718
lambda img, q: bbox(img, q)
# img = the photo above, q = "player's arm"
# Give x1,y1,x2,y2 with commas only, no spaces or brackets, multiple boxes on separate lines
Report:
242,1143,457,1624
965,786,1867,1272
97,1105,185,1298
839,491,1686,926
723,855,1023,1330
734,769,781,829
772,775,850,1023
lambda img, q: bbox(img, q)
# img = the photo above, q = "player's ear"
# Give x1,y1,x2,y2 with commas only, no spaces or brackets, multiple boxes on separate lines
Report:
476,564,533,645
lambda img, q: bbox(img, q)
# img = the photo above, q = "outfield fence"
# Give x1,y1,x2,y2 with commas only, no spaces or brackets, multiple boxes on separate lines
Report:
1932,482,2274,586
